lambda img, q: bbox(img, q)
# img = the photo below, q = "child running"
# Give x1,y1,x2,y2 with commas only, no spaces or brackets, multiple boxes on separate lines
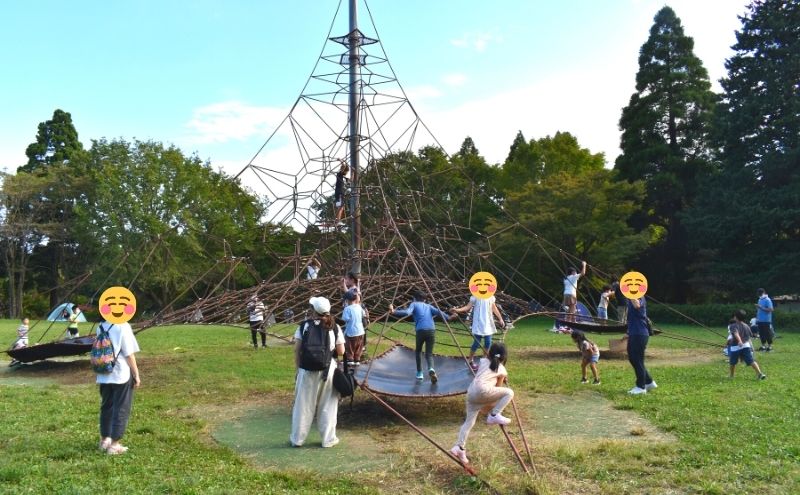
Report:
570,330,601,384
450,342,515,465
389,289,455,382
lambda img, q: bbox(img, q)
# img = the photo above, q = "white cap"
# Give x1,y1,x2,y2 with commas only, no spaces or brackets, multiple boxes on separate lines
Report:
309,296,331,315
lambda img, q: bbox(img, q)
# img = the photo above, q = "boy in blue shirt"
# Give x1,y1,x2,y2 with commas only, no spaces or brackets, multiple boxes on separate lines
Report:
389,290,456,382
755,288,774,351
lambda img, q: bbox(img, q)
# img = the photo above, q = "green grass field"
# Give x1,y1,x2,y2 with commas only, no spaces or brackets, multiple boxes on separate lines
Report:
1,318,797,494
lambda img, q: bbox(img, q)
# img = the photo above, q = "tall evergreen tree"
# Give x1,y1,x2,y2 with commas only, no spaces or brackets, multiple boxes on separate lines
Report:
684,0,800,298
614,6,717,302
20,109,85,174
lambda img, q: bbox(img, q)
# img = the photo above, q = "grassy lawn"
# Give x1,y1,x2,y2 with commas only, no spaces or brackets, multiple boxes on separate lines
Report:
1,317,798,494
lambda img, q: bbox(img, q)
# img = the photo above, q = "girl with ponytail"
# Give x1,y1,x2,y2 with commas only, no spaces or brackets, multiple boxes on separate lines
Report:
450,342,514,465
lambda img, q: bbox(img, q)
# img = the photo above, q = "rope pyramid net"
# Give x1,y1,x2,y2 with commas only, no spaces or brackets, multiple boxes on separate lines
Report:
138,0,634,344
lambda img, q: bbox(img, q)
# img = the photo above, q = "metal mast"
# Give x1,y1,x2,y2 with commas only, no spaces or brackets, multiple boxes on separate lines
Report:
348,0,362,275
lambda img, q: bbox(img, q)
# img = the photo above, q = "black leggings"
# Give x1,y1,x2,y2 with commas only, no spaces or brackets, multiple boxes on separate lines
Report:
250,322,266,347
415,329,436,372
627,334,653,389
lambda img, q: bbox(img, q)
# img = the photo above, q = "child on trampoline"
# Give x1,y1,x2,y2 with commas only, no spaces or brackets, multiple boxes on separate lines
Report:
450,293,505,371
450,342,514,465
389,289,456,383
570,330,601,384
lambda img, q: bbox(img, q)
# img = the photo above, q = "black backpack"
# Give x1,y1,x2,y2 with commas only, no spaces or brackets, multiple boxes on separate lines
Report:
299,320,334,373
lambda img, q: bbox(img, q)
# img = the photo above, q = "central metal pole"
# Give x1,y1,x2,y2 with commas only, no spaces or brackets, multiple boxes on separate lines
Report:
348,0,362,275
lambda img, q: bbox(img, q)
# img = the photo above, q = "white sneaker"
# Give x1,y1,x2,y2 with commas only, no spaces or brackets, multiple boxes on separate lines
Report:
322,437,340,448
628,387,647,395
450,445,469,464
645,381,658,391
486,413,511,425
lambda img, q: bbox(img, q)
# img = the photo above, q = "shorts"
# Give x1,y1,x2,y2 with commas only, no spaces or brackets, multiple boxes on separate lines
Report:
583,354,599,364
729,347,754,366
335,199,343,208
563,294,577,308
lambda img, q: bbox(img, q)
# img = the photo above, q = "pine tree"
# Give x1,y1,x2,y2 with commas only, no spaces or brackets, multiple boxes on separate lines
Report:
20,109,85,173
684,0,800,297
614,6,717,302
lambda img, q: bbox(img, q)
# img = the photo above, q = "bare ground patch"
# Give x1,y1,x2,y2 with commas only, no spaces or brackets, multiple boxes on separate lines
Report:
193,389,676,494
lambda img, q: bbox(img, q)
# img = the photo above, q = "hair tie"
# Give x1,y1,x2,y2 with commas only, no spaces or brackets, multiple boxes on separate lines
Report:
494,353,501,358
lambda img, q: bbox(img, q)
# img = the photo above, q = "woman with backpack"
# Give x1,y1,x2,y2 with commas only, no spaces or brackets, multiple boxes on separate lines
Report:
289,296,345,448
571,330,601,385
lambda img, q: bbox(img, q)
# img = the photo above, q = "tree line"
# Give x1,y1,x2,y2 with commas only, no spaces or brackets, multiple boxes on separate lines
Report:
1,1,797,318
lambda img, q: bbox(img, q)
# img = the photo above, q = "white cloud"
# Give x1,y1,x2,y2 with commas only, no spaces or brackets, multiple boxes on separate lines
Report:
183,100,287,144
450,32,501,53
442,73,467,87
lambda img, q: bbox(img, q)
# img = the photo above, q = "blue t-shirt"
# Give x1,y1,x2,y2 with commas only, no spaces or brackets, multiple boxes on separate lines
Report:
756,295,773,323
392,301,449,331
626,298,649,336
342,303,365,337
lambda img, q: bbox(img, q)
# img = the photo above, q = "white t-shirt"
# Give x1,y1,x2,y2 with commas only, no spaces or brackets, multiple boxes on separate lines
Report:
470,296,497,336
563,274,581,296
598,292,610,309
306,265,319,280
95,322,140,385
468,357,508,395
294,321,345,350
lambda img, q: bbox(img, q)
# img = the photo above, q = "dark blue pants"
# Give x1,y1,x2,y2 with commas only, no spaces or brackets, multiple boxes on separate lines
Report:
99,377,135,441
627,334,653,389
415,329,436,372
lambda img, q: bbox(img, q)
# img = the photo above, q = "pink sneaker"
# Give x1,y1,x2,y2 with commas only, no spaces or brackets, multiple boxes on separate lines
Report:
486,413,511,425
450,445,469,464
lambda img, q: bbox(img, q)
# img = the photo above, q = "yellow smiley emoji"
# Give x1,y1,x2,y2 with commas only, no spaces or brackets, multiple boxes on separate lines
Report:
99,286,137,324
619,271,648,300
468,272,498,300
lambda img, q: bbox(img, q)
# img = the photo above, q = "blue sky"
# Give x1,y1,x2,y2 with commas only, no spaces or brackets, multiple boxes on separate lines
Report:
1,0,750,175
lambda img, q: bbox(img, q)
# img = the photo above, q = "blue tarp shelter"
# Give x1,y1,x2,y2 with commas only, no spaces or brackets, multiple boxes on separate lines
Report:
47,303,88,322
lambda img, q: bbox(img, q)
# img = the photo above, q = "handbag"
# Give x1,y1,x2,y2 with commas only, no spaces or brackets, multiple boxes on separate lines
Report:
332,367,357,397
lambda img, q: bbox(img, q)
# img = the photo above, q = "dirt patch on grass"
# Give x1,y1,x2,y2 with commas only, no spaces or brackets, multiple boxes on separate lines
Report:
198,390,675,494
0,357,89,386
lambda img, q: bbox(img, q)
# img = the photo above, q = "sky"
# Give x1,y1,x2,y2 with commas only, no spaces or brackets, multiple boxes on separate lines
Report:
0,0,752,176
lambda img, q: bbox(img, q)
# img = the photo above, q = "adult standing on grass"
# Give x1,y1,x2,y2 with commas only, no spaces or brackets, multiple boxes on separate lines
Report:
625,295,656,395
618,271,656,395
728,309,766,380
96,287,141,455
290,296,345,448
755,288,774,352
247,294,267,349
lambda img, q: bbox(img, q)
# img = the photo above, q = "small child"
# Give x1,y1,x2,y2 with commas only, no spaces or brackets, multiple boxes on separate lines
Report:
67,305,80,338
342,272,360,300
597,285,614,320
9,318,30,366
306,259,321,280
342,290,366,365
389,289,455,382
728,309,766,380
333,161,349,224
571,330,600,384
450,342,514,465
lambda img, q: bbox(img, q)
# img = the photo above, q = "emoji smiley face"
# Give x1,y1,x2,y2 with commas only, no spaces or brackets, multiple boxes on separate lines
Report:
469,272,498,300
99,286,137,324
619,272,648,300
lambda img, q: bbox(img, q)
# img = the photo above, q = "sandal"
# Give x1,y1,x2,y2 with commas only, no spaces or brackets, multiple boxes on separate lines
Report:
98,438,112,452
